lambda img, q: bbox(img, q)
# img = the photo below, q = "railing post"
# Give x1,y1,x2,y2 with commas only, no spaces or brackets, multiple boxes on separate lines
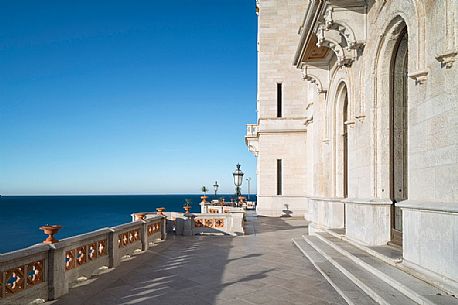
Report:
141,221,148,251
183,214,195,236
108,229,120,268
47,245,67,300
161,216,167,240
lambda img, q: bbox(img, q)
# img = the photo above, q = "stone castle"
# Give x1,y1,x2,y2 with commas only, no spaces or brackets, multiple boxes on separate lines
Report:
246,0,457,286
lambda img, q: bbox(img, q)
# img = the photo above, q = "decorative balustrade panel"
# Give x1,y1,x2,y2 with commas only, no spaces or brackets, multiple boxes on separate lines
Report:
146,217,162,244
0,214,166,304
114,223,143,259
0,247,48,302
65,239,108,272
194,217,226,230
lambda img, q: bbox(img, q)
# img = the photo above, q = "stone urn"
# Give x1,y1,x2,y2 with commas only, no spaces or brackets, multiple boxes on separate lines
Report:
183,205,191,214
39,225,62,244
133,212,148,221
201,195,208,203
156,207,165,215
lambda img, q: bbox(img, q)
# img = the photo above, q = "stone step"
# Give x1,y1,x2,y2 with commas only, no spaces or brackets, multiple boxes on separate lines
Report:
303,235,424,305
314,232,458,305
292,238,380,305
325,229,458,296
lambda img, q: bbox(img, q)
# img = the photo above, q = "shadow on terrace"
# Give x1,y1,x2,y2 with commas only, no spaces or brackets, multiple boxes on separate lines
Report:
51,213,344,305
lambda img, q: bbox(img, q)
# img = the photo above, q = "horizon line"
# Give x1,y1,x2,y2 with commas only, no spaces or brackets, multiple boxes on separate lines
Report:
0,193,258,197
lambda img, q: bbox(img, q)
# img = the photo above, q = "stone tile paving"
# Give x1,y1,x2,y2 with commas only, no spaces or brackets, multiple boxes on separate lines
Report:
49,212,346,305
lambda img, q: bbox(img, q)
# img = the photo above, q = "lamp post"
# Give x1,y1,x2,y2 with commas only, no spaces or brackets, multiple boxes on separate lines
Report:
246,177,251,200
213,181,219,198
233,163,244,198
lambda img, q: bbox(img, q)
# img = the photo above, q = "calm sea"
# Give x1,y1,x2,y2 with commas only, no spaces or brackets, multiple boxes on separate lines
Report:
0,194,256,254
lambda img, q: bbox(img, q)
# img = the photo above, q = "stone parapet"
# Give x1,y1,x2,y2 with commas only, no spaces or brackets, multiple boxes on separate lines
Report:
0,215,164,305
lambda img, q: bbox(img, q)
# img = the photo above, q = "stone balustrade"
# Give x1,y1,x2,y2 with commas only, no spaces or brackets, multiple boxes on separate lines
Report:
0,215,165,305
147,211,245,236
246,124,258,137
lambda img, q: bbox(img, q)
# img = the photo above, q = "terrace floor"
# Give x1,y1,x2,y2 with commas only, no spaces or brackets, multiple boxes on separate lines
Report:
50,212,345,305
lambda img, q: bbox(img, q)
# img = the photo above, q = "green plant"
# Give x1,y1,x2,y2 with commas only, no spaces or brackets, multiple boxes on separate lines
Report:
184,198,192,206
201,186,208,195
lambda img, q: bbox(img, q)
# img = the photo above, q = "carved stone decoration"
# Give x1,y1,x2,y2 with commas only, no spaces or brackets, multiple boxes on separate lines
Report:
98,240,107,256
5,267,24,295
408,70,429,85
75,246,87,266
65,250,76,270
435,51,458,68
301,65,327,94
131,230,140,243
215,219,224,228
301,64,329,94
204,219,214,228
195,219,204,227
316,24,356,67
118,233,129,248
88,243,97,261
26,260,44,286
209,208,218,214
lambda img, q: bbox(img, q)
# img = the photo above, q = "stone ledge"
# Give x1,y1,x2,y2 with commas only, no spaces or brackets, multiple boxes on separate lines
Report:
342,198,393,206
397,200,458,214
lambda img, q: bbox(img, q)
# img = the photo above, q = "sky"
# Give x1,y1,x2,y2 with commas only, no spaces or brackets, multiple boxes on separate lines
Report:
0,1,258,195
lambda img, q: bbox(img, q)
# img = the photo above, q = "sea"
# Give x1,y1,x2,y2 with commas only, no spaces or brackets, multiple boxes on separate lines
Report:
0,194,256,254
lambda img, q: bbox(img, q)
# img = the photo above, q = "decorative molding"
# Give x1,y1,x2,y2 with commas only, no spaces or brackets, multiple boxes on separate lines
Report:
408,70,428,85
344,119,355,126
301,64,329,93
435,50,457,69
304,116,314,126
316,24,356,67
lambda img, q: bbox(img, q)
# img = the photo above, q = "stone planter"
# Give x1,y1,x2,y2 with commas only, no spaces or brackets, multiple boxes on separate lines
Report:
183,205,191,213
201,195,208,203
133,212,148,221
39,225,62,244
156,207,165,215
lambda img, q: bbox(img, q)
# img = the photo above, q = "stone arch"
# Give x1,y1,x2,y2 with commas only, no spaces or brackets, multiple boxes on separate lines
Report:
372,15,410,200
334,82,350,198
372,0,426,78
325,65,351,197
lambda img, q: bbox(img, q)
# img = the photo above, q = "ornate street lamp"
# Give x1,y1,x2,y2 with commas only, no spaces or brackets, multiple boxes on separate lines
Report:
213,181,219,197
233,163,244,198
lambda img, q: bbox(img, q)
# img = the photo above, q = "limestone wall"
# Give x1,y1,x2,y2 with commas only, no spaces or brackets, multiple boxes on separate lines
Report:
248,0,458,284
255,0,309,216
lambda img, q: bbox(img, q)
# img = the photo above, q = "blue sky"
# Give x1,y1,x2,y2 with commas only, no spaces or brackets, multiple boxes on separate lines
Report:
0,1,258,195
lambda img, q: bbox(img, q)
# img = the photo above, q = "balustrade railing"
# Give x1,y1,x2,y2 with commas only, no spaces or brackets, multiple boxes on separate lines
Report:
246,124,258,137
0,215,165,305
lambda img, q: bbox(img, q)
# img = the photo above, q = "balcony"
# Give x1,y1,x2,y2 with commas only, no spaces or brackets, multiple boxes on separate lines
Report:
245,124,259,157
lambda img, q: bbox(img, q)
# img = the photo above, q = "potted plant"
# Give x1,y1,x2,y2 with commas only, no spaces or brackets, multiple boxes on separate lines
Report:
201,186,208,203
156,207,166,215
183,198,192,213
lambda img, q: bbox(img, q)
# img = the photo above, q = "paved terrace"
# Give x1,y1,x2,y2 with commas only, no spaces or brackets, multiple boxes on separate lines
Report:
50,212,345,305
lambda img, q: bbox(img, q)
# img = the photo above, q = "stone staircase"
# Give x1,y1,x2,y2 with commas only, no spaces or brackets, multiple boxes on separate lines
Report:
292,231,458,305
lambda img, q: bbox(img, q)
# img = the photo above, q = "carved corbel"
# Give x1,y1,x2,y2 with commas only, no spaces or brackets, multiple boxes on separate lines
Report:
301,65,329,94
435,51,457,69
408,70,429,85
315,24,356,67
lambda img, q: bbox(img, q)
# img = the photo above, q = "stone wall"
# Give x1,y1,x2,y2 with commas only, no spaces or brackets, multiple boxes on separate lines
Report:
253,0,309,217
247,0,458,284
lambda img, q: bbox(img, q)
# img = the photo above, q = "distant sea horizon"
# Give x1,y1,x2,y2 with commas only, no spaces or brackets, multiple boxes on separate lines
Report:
0,194,257,254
